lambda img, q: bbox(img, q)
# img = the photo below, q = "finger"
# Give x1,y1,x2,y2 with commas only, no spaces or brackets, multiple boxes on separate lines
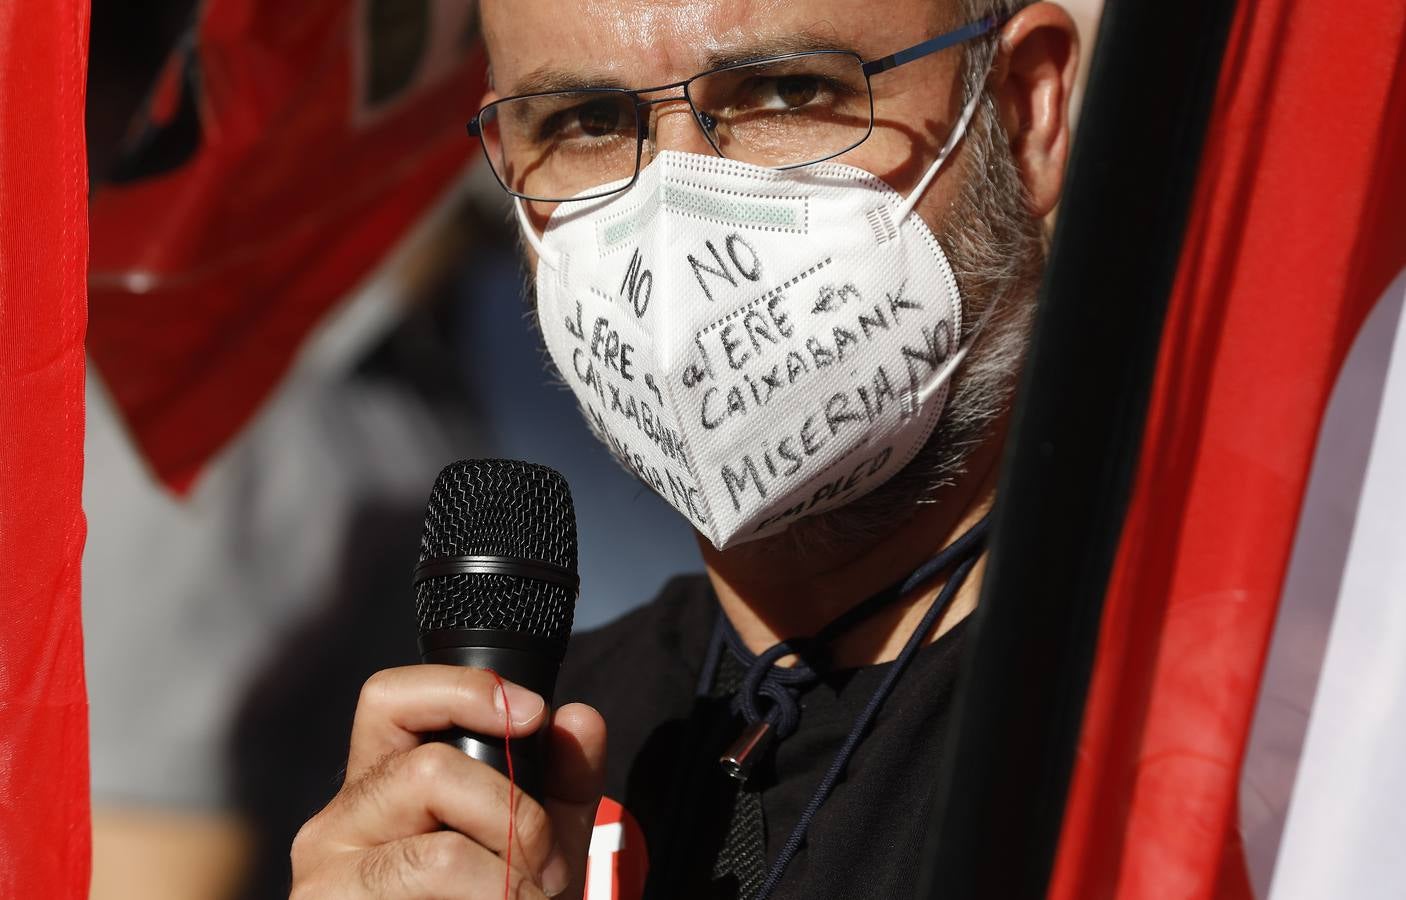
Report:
348,665,548,779
301,831,550,900
542,703,608,898
306,742,560,885
545,703,607,805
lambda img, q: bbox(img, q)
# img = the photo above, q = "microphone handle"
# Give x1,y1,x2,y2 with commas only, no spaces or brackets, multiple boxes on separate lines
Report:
420,638,562,804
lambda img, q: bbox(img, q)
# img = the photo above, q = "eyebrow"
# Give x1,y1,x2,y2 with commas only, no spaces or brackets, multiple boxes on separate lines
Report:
506,33,862,97
509,69,630,96
705,34,861,70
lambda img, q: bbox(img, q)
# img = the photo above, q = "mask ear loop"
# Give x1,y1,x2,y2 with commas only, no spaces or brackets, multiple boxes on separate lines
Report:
915,289,1002,407
513,196,556,267
896,50,999,408
895,64,990,223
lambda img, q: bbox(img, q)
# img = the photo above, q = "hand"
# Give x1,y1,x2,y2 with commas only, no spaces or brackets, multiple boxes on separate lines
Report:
290,665,607,898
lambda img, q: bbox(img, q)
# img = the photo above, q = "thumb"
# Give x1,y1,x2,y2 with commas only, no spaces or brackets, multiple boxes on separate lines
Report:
544,702,607,896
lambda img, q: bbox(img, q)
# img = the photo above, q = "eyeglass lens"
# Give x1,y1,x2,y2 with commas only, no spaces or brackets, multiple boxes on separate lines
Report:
479,52,872,202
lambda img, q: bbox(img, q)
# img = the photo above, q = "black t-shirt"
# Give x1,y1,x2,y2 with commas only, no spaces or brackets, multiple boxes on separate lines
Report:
557,574,967,900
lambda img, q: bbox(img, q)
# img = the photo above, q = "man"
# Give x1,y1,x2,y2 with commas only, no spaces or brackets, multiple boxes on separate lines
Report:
290,0,1078,896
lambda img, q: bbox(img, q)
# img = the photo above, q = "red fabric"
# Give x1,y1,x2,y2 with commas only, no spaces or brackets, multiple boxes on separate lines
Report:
586,797,649,900
1050,1,1406,898
87,1,485,491
0,1,92,896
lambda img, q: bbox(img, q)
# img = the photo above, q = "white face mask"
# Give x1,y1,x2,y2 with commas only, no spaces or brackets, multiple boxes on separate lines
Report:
520,85,988,549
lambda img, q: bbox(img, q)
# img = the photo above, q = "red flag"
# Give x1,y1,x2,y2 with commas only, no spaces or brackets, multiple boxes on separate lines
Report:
0,1,92,896
1051,1,1406,897
87,0,485,491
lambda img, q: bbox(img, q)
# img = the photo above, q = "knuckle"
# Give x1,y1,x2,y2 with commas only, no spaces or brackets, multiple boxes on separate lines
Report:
454,666,495,708
402,831,467,876
404,740,460,787
356,834,478,897
357,843,398,890
289,815,325,868
358,669,396,711
488,773,519,822
511,793,554,857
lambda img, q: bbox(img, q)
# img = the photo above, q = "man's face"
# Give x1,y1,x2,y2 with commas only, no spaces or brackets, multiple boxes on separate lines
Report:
480,0,973,242
479,0,1068,557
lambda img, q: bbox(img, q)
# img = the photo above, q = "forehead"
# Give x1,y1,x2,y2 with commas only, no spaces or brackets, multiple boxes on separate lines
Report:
481,0,950,94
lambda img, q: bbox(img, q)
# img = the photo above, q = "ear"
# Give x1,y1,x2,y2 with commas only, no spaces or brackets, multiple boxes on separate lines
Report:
989,2,1080,218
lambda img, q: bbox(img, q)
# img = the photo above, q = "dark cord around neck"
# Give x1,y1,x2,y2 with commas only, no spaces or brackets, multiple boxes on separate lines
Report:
700,513,992,900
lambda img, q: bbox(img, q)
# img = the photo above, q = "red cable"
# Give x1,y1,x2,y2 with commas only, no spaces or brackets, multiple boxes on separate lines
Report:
488,670,517,900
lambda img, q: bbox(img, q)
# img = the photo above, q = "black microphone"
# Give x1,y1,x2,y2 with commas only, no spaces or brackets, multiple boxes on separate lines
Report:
411,458,579,803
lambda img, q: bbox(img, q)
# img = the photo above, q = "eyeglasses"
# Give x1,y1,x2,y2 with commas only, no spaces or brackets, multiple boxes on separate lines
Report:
468,15,1000,203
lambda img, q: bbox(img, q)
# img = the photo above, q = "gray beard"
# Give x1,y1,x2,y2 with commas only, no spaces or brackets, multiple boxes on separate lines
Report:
725,91,1048,559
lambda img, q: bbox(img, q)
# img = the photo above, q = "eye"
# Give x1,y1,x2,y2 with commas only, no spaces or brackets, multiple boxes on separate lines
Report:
534,96,631,144
732,72,839,113
577,99,622,137
774,75,820,108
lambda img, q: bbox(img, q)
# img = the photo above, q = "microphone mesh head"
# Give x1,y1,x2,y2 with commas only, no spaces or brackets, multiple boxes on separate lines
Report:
415,459,577,655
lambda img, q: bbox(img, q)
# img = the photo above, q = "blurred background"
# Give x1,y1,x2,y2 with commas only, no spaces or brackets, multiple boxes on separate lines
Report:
81,1,1105,897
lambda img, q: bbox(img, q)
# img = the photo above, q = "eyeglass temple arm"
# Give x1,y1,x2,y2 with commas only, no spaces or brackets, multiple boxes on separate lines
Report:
861,14,1001,78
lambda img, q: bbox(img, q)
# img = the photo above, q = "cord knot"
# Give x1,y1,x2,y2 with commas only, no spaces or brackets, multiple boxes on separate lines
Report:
730,638,819,741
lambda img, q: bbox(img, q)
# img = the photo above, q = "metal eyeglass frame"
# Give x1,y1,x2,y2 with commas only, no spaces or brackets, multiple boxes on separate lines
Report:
466,14,1001,203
